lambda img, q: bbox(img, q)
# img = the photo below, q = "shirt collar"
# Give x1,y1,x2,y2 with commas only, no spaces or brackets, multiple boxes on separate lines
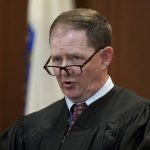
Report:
65,76,114,111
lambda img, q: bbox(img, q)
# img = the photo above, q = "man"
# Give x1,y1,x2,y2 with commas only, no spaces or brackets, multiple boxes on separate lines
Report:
0,8,150,150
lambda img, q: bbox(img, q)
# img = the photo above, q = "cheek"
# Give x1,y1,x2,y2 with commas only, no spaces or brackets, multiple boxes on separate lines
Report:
55,77,62,87
82,62,103,85
79,70,93,87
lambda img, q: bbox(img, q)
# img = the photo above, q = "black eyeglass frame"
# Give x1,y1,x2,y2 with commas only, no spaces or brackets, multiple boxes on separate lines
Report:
43,47,104,76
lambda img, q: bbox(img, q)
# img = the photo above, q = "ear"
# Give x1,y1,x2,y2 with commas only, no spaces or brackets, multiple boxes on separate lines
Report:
99,46,113,68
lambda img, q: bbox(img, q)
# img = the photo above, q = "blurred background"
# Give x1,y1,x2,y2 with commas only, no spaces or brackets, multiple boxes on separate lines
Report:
0,0,150,132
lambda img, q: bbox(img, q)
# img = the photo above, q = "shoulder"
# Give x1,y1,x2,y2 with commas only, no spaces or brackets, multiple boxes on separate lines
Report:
112,86,150,124
22,98,66,126
24,98,65,118
99,87,150,144
112,85,150,107
96,85,150,123
9,98,67,136
0,98,67,148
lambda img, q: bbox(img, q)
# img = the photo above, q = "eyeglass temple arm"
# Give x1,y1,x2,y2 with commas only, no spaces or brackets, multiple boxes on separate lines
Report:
43,57,51,68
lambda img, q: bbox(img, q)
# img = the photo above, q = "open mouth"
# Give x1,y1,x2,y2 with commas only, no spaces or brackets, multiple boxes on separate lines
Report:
63,81,75,88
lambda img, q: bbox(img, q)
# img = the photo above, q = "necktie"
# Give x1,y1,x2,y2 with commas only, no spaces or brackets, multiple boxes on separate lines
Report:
70,103,87,125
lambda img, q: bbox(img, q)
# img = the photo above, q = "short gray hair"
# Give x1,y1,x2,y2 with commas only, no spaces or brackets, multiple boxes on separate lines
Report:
49,8,112,51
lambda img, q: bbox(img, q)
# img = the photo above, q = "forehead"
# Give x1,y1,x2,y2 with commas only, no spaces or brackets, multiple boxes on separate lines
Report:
50,25,93,55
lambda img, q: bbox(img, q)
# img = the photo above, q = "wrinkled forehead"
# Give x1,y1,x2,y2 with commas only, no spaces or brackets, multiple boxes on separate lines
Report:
49,25,95,56
50,24,89,48
50,24,87,40
50,23,82,37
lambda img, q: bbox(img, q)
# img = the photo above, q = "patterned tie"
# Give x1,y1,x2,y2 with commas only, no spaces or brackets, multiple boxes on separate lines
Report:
70,103,87,126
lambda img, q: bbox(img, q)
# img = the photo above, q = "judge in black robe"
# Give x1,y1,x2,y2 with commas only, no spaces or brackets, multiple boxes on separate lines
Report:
1,8,150,150
0,85,150,150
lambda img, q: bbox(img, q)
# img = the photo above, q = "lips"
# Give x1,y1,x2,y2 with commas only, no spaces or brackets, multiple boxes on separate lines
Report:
62,81,75,88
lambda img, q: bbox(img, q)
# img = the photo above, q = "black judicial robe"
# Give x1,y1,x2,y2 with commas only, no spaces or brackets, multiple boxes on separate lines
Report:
1,85,150,150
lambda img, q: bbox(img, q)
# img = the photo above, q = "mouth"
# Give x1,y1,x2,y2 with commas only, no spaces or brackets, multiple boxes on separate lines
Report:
62,81,75,88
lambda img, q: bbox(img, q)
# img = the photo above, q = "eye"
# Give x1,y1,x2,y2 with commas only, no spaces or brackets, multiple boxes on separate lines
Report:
51,57,62,65
71,56,84,64
72,56,81,60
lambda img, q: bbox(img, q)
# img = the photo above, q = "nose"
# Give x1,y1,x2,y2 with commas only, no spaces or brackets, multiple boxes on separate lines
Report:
61,58,68,66
60,58,69,75
61,68,68,76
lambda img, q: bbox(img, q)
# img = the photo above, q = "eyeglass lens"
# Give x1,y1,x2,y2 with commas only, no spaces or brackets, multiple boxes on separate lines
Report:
47,66,82,76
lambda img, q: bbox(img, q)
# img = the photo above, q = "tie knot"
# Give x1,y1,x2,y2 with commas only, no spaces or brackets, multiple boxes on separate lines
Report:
71,103,87,125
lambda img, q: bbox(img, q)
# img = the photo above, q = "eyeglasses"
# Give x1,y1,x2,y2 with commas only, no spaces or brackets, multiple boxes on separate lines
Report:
43,48,104,76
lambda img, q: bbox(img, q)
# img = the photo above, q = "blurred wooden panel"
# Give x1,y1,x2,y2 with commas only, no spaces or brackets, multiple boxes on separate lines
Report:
114,0,150,98
0,0,27,132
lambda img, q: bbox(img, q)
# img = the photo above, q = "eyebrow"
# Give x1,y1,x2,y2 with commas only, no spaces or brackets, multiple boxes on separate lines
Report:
51,52,86,58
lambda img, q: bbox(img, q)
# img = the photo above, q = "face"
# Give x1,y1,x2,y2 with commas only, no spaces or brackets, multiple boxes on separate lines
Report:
50,25,112,103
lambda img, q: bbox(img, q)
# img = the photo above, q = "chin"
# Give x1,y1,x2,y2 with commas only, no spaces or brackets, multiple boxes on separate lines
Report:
61,86,82,100
66,94,77,100
65,92,80,101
